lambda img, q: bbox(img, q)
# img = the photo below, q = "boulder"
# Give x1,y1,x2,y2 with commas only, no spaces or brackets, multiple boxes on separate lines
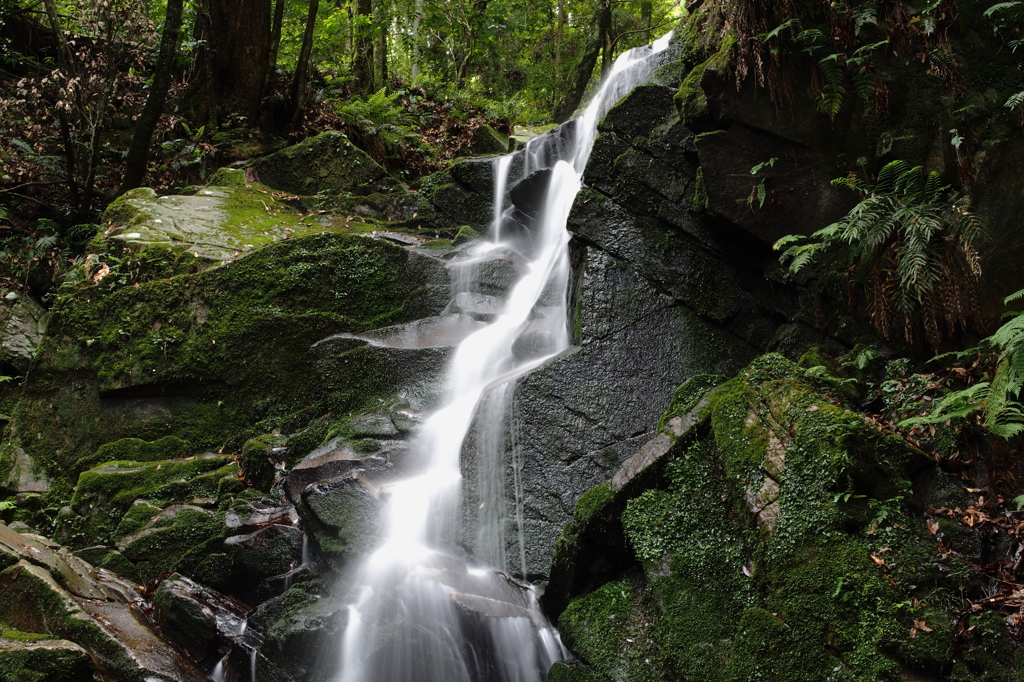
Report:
250,131,393,196
547,354,994,680
0,290,47,374
152,576,219,660
57,454,237,548
301,474,380,559
0,523,207,681
224,524,304,586
13,229,448,482
0,636,94,682
116,504,225,584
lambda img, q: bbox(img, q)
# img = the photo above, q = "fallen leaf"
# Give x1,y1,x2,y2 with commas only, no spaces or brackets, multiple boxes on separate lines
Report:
806,405,820,412
870,553,886,566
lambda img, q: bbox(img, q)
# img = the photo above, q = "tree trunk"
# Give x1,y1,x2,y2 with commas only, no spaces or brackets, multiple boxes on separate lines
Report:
410,0,423,80
290,0,320,130
552,0,611,123
117,0,185,196
208,0,271,124
40,0,79,209
372,0,387,91
640,0,652,45
265,0,286,97
352,0,374,92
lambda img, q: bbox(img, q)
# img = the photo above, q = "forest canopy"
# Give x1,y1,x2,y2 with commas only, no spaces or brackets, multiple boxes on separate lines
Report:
0,0,679,218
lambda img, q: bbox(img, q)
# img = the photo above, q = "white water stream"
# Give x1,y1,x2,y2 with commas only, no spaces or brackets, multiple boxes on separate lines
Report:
335,33,672,682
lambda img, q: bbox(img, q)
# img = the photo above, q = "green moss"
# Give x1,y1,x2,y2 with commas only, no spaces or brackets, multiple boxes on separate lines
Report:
656,373,724,433
241,438,276,491
16,230,435,481
550,351,998,680
676,62,709,124
573,483,614,525
0,562,139,679
119,507,225,584
558,579,660,682
421,239,453,250
351,438,380,454
75,436,190,472
452,225,481,245
60,455,235,547
0,630,50,643
0,639,94,682
547,661,611,682
111,499,161,542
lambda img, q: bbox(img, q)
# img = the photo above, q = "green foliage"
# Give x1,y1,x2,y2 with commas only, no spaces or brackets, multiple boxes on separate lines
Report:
747,157,777,210
899,288,1024,439
774,160,987,349
335,88,428,170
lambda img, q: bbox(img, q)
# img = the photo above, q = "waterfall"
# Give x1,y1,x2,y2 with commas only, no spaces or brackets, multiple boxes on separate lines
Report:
336,33,673,682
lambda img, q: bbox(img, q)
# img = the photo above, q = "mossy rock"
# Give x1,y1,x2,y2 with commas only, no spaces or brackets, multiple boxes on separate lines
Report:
0,637,94,682
13,230,446,483
74,436,190,472
99,184,339,269
250,131,392,196
240,439,276,491
551,352,1011,680
58,455,235,548
117,505,226,584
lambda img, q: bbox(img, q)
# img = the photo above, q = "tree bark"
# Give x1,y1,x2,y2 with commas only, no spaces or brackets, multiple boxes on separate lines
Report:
290,0,320,129
352,0,374,92
208,0,271,124
409,0,423,80
552,0,611,123
372,0,387,91
40,0,79,208
265,0,286,97
117,0,185,196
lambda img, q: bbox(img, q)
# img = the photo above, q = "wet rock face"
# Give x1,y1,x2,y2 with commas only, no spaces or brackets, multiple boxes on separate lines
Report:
467,78,787,578
0,523,210,681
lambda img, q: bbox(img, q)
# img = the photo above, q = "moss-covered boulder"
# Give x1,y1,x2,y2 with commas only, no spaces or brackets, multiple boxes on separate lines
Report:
250,131,393,196
0,523,208,681
57,454,237,549
0,636,94,682
99,184,337,268
8,228,448,482
549,354,1012,680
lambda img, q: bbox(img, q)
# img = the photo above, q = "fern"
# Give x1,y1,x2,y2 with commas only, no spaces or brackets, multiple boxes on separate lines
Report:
983,1,1023,17
1006,91,1024,110
774,160,987,348
814,54,846,120
900,289,1024,440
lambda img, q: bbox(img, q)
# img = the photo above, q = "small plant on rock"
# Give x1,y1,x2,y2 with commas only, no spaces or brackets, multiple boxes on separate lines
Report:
774,160,987,349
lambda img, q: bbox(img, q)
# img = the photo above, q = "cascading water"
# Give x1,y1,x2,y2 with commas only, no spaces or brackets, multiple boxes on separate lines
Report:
336,33,673,682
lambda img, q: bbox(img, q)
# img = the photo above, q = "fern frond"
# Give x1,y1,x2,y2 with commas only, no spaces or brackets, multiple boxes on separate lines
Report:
772,234,803,251
984,1,1023,18
875,160,910,194
1006,91,1024,110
